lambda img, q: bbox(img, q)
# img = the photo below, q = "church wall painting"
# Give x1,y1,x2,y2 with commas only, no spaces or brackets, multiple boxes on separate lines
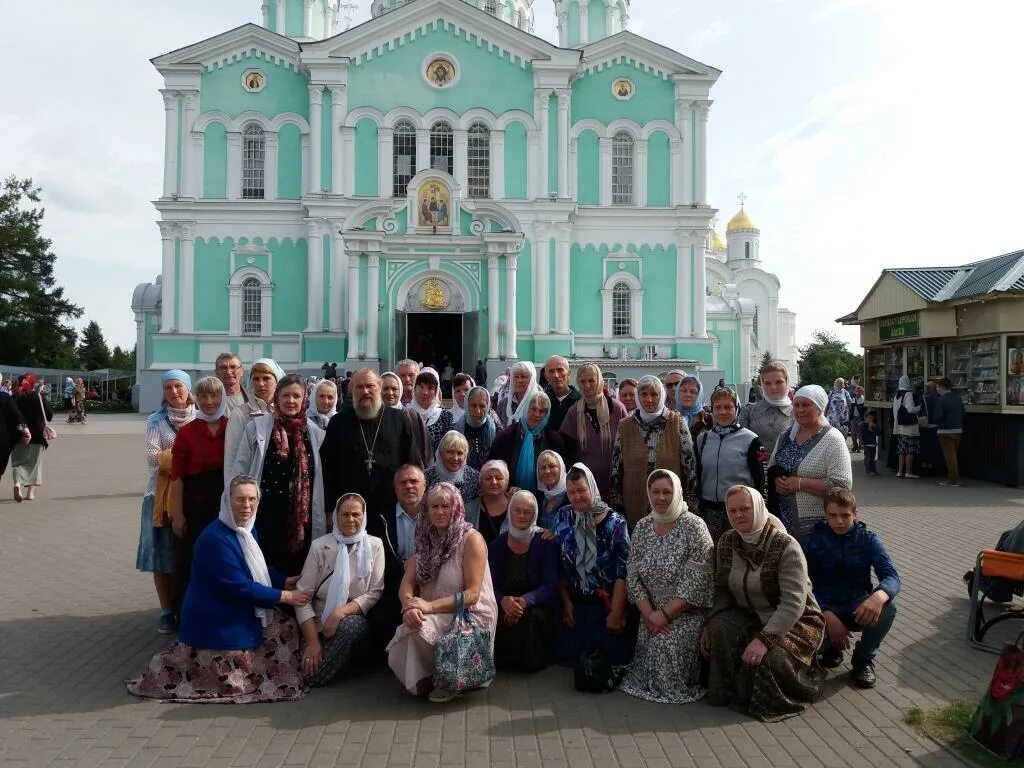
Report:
201,55,309,120
572,63,675,127
417,181,451,228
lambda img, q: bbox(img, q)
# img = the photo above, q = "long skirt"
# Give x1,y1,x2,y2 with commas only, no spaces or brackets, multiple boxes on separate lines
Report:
135,495,174,574
305,615,370,688
126,609,306,703
557,601,636,668
172,470,224,611
705,607,819,722
620,610,706,704
494,605,555,672
11,444,43,486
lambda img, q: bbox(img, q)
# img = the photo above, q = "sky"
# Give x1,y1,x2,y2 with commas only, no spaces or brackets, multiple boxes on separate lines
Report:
1,0,1022,353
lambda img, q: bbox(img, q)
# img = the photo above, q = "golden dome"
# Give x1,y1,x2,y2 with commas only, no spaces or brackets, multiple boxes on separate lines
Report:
711,230,727,251
726,206,758,232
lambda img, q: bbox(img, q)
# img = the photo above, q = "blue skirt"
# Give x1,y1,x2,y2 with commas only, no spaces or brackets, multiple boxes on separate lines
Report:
135,494,174,574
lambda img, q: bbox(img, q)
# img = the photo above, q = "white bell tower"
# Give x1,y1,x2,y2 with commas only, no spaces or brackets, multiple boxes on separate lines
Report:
261,0,345,39
726,194,761,266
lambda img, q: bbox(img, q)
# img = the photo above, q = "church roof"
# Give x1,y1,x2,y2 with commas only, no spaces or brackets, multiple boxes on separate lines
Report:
726,206,757,232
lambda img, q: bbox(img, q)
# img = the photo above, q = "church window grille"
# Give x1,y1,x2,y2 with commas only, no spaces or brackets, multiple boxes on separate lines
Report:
430,121,454,176
242,278,262,335
393,120,417,197
611,132,634,205
467,123,490,199
753,306,759,341
242,125,265,200
612,282,631,337
484,0,497,15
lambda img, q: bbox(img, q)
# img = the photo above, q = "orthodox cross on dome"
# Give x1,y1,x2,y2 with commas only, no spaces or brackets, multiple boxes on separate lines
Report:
737,192,748,208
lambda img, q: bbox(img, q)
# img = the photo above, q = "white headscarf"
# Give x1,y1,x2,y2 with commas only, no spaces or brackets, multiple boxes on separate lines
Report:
646,469,687,524
381,371,404,410
432,430,469,485
789,384,829,439
729,485,785,546
306,380,338,429
897,374,912,392
505,361,539,426
407,367,444,426
507,489,542,544
195,377,228,423
322,493,373,627
218,483,272,627
635,375,668,424
537,449,567,500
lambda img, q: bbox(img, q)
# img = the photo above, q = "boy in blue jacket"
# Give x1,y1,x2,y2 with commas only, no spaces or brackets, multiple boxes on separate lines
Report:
803,488,900,689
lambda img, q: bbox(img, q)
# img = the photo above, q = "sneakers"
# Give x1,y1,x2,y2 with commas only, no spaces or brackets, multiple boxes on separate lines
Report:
904,473,920,479
851,661,876,689
938,480,962,487
819,648,844,669
896,472,905,478
158,612,178,634
428,687,459,703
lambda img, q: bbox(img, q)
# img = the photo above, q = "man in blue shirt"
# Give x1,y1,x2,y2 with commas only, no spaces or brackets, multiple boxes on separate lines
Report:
804,488,900,689
933,377,965,486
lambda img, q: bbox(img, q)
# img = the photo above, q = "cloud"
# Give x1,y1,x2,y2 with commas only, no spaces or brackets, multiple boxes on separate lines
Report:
686,20,730,53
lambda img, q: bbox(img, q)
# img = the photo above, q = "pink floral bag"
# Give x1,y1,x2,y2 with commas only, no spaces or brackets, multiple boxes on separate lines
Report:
39,392,57,441
970,633,1024,758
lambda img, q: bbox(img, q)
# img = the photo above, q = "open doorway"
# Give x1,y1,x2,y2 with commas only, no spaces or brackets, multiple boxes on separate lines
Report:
406,313,462,372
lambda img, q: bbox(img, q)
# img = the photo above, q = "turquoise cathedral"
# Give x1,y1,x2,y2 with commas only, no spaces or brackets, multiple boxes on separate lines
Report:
132,0,798,410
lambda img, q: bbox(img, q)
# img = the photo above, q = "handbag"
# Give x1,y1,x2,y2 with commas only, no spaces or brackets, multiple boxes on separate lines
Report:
38,392,57,441
970,632,1024,758
433,591,494,692
574,643,625,693
896,395,917,426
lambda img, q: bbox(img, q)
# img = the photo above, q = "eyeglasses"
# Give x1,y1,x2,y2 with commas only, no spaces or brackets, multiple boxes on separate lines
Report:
217,365,242,372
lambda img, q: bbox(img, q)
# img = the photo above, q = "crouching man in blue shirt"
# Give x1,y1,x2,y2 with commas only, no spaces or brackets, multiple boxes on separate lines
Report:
803,488,900,689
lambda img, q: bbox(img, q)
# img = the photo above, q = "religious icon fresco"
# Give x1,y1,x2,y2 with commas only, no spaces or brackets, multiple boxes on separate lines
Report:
417,181,451,228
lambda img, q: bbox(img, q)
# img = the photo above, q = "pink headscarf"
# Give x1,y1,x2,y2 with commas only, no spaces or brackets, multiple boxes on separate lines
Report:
413,482,475,585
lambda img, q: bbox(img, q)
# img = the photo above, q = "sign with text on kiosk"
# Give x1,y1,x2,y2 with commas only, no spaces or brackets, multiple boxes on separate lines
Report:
879,312,920,341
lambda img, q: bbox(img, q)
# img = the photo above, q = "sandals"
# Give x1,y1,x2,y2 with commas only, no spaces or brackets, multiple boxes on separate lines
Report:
13,485,22,503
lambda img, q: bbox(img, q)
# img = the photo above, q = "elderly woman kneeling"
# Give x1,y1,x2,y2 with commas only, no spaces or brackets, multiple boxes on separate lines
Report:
126,476,312,703
387,482,498,702
700,485,824,722
296,493,385,687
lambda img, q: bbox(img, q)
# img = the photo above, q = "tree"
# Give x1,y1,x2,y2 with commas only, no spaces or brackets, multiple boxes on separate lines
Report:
758,350,775,376
797,330,863,388
77,321,111,370
0,176,82,366
110,344,137,371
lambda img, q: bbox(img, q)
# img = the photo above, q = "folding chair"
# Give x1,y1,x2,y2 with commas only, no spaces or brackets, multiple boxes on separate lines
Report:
967,549,1024,652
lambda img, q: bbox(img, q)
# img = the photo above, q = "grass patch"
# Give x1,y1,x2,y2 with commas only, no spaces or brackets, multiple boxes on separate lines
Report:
904,699,1024,767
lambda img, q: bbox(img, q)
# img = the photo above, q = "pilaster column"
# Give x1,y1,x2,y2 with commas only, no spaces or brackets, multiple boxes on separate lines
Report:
180,91,199,198
261,0,271,27
532,224,549,334
599,137,612,206
556,230,571,333
557,11,569,46
378,127,393,198
325,3,336,35
347,253,361,354
158,223,176,331
505,254,518,360
330,87,346,193
303,0,315,37
416,129,430,173
308,86,323,194
306,221,323,331
675,99,693,205
264,132,278,201
454,129,469,193
635,140,648,207
536,90,550,198
330,229,345,332
692,233,707,337
491,130,505,200
276,0,286,35
695,100,711,205
160,90,178,198
556,91,570,198
487,255,500,358
366,254,380,359
178,224,195,333
674,230,692,338
579,0,591,44
606,3,616,34
226,131,242,199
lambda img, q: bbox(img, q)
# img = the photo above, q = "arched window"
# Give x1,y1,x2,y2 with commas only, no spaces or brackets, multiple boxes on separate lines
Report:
430,120,454,175
242,124,265,200
484,0,497,15
467,122,490,199
393,120,416,197
611,131,634,205
753,306,759,340
612,282,631,337
242,278,262,335
745,241,751,258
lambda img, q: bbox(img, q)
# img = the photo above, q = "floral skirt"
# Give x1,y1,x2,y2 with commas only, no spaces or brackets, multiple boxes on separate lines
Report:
897,435,920,455
126,609,307,703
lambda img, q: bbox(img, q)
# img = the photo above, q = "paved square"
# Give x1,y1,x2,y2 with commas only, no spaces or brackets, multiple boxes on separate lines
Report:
2,415,1020,767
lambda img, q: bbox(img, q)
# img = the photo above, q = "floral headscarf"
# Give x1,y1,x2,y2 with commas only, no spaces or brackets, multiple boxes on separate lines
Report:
271,378,312,553
413,482,475,585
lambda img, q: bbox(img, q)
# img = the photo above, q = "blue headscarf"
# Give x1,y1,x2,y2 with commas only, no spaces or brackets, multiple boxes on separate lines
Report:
514,392,550,491
455,385,496,446
676,374,705,427
162,369,192,390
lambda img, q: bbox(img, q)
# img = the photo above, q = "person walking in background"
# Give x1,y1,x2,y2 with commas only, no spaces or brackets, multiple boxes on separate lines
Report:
933,378,965,487
849,386,866,453
71,378,88,424
0,387,30,485
860,412,881,476
827,378,852,443
63,376,74,411
11,373,52,503
475,360,488,389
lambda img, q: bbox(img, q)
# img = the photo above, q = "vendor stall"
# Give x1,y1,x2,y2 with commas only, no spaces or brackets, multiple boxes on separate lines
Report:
840,250,1024,486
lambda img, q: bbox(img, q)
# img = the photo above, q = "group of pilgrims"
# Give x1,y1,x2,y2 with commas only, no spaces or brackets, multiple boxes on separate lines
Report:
126,352,867,721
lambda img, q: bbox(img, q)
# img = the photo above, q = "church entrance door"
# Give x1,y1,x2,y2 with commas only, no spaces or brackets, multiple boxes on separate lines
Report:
404,313,463,373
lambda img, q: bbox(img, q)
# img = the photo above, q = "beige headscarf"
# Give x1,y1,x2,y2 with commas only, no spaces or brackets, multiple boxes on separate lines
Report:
726,485,785,545
575,363,612,452
646,469,688,524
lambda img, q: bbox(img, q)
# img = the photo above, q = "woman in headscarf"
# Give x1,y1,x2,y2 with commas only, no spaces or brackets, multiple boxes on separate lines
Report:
71,377,88,424
534,449,568,530
136,370,196,635
768,385,852,539
387,483,498,702
231,373,327,576
296,493,385,687
224,358,283,484
408,367,454,454
610,375,699,532
739,361,793,455
676,373,713,442
473,459,512,543
127,475,312,703
620,469,714,704
489,391,570,494
169,376,229,611
382,371,432,469
496,361,539,428
425,430,481,510
487,490,559,672
11,373,52,503
892,374,922,479
450,373,475,424
306,379,338,430
699,485,824,722
455,385,498,470
0,386,29,486
552,463,633,666
560,363,628,502
63,376,74,412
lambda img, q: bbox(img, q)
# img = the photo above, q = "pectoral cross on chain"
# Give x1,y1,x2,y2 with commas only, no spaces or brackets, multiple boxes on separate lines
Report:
364,454,375,474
